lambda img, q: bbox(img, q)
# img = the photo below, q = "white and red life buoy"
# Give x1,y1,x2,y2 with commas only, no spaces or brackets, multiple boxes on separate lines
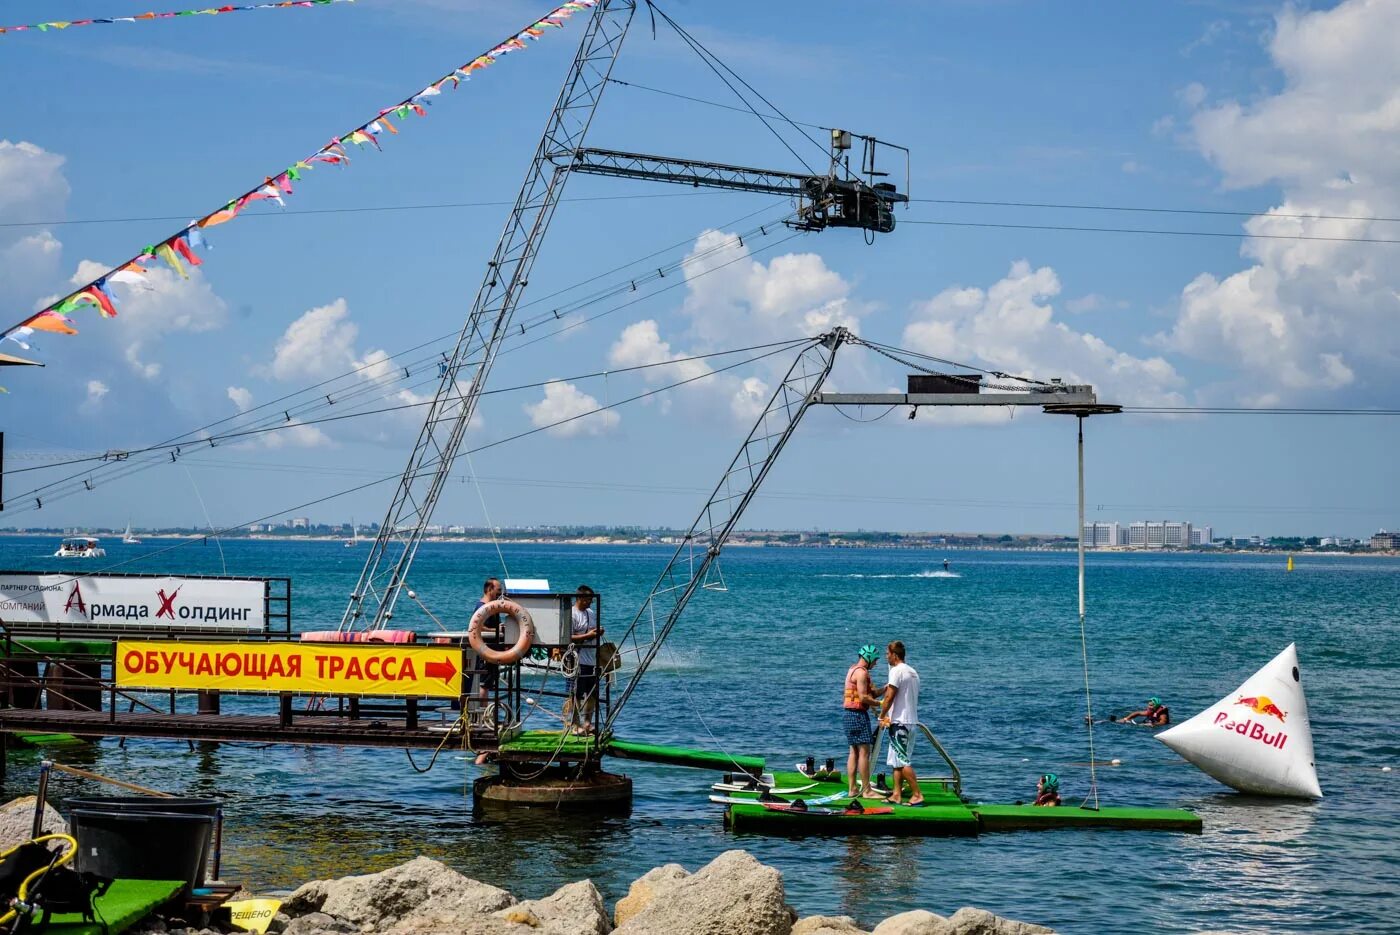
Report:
469,598,534,665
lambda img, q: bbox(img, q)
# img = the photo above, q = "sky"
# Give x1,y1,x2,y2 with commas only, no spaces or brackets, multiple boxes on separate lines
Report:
2,0,1398,540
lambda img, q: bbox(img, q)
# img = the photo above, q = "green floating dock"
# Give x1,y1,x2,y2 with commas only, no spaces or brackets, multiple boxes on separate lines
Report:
720,772,1200,837
607,738,765,774
496,731,767,775
39,878,183,935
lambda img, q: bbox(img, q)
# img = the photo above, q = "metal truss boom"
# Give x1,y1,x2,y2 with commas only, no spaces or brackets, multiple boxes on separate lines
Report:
341,0,637,632
604,329,849,731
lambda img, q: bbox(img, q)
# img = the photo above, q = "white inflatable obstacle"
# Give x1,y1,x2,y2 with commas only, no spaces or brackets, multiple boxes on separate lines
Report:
1157,643,1322,799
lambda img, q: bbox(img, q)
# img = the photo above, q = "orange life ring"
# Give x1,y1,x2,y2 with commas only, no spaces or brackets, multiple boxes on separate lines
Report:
469,598,534,665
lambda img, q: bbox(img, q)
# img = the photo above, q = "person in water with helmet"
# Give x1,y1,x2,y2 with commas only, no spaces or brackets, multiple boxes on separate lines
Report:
1121,697,1171,726
1034,773,1061,807
842,644,884,799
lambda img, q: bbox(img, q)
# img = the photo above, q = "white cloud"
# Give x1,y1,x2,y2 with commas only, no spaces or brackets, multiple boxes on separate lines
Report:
0,141,69,223
270,298,358,381
63,258,228,379
227,386,254,412
85,380,108,404
1065,294,1106,314
259,421,332,449
902,260,1186,410
523,381,619,438
608,320,712,382
1177,82,1208,109
1161,0,1400,400
0,142,69,312
604,230,871,425
680,229,864,346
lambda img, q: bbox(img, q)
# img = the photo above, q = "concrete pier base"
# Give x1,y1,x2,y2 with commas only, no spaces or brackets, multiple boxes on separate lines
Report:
473,767,632,812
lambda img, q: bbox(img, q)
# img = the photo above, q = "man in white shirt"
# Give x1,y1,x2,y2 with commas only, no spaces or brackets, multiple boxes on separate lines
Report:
567,585,603,733
878,640,924,807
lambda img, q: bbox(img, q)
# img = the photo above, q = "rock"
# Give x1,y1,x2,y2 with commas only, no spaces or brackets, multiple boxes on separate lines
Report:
940,907,1054,934
284,913,356,935
282,857,515,929
499,880,611,934
0,796,66,850
613,850,792,935
871,911,949,935
871,909,1054,935
613,863,689,927
793,916,870,935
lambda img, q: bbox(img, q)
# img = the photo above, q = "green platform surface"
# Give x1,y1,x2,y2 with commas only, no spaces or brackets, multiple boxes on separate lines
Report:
0,638,113,657
717,773,1200,837
495,731,766,773
608,738,765,773
38,878,183,935
970,803,1202,833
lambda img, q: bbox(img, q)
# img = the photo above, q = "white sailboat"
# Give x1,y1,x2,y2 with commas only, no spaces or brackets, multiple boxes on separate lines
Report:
344,519,358,548
122,521,141,545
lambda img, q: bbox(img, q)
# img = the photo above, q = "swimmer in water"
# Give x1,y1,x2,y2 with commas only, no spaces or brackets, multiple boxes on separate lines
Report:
1120,697,1170,726
1034,773,1061,807
943,559,950,571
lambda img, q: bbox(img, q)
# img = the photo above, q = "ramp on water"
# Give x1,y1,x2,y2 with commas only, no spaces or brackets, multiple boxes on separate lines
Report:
721,772,1201,837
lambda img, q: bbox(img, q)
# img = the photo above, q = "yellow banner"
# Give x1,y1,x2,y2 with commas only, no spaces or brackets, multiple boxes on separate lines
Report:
115,640,462,698
227,898,282,934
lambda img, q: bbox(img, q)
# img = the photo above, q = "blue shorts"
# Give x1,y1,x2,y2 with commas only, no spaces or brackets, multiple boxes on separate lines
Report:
843,708,874,746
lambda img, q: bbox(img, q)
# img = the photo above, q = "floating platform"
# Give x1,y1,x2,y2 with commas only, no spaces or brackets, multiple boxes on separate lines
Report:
720,771,1200,837
38,878,184,935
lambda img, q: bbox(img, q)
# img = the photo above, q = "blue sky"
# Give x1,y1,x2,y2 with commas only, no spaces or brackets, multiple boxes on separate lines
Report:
2,0,1397,539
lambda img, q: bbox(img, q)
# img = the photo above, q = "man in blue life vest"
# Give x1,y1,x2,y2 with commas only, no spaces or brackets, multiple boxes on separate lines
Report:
842,644,883,798
878,640,925,807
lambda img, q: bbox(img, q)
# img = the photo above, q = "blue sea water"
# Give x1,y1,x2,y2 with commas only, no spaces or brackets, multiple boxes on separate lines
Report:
1,536,1396,933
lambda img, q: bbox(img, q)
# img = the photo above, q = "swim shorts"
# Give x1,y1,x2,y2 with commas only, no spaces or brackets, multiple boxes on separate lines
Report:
886,721,916,769
843,708,873,746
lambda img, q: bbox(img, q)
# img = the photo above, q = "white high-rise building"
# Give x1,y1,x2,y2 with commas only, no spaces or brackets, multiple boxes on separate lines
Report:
1190,525,1214,546
1081,522,1120,548
1163,521,1192,547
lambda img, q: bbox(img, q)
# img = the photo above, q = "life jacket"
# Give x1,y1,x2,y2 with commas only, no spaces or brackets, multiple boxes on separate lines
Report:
1152,706,1170,724
843,663,867,710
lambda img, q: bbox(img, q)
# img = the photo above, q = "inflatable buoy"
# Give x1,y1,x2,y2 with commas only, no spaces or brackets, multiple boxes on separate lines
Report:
469,598,534,665
1157,643,1321,799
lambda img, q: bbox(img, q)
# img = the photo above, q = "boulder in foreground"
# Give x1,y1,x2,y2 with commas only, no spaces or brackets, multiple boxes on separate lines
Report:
613,849,794,935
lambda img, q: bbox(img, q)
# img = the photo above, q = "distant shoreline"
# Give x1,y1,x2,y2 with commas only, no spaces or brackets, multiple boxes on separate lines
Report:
1,530,1394,557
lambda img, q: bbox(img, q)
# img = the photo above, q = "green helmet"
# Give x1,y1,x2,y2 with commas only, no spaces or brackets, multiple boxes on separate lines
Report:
858,644,880,664
1039,773,1059,790
1147,697,1162,708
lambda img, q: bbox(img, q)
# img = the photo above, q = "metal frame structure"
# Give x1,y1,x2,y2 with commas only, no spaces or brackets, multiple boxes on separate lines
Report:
604,329,848,730
341,0,639,632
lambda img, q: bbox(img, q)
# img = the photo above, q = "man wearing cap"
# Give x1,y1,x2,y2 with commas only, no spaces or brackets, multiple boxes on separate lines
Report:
842,644,883,798
1121,697,1170,726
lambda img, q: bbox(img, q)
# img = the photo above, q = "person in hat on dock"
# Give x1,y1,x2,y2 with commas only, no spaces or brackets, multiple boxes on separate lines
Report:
565,585,603,734
878,640,925,807
1120,697,1170,726
842,644,884,798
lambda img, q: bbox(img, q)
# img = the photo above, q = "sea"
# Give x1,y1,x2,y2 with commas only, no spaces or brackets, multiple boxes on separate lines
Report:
0,536,1396,934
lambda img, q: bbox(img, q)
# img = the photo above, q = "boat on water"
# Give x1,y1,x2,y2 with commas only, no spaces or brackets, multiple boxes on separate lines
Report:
122,522,141,545
344,519,358,547
53,536,105,558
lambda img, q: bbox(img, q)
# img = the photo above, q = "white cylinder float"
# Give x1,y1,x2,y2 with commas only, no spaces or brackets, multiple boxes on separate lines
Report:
1157,643,1321,799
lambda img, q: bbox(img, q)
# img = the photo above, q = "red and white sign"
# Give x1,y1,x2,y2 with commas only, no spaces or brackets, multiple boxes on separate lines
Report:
0,573,267,633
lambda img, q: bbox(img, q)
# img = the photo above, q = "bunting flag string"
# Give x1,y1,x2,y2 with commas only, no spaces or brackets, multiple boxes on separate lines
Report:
1,0,601,364
1,0,355,37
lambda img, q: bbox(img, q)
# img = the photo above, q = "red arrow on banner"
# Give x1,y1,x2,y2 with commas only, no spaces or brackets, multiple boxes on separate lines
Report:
425,658,457,685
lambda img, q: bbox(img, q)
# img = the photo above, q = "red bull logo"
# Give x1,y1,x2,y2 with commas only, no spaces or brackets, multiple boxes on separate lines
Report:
1235,695,1287,723
1214,711,1287,749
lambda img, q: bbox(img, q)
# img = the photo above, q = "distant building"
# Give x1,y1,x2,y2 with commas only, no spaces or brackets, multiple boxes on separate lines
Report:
1163,521,1192,547
1371,530,1400,550
290,517,310,530
1190,526,1214,546
1082,522,1120,548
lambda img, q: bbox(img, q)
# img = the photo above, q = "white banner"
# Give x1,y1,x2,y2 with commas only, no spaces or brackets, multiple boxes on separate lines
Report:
0,573,267,633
